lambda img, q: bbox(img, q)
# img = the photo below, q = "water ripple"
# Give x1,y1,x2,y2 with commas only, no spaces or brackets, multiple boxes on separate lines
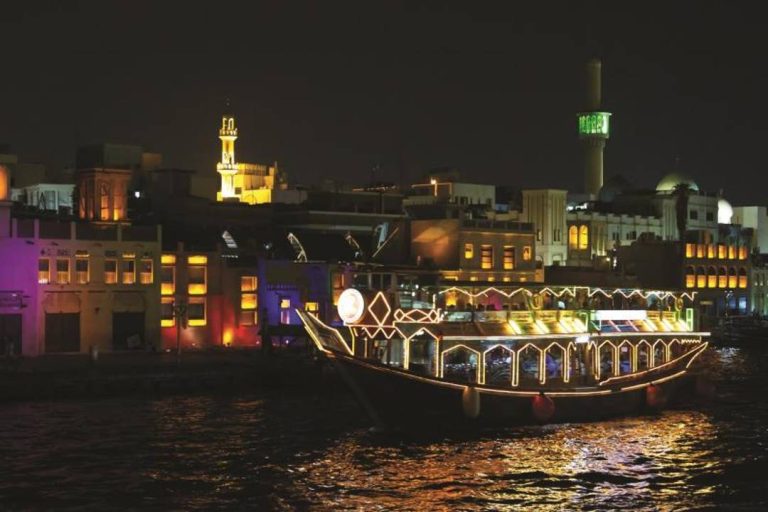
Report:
0,347,766,510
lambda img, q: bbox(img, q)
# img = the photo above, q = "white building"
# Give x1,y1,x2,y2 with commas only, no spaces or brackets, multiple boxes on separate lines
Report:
12,183,74,212
733,206,768,253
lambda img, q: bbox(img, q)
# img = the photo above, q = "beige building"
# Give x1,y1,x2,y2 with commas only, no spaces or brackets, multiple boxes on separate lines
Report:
519,189,568,266
0,165,161,356
0,217,161,355
567,211,663,267
410,218,542,283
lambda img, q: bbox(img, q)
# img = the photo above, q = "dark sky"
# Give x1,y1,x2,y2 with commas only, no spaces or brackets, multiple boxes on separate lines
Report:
2,1,767,204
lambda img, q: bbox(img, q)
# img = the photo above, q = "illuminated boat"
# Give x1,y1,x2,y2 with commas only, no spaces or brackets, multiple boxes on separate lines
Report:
298,283,709,427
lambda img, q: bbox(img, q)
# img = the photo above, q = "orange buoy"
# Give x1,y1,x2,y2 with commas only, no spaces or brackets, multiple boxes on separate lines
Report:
532,393,555,423
462,386,481,419
645,383,667,409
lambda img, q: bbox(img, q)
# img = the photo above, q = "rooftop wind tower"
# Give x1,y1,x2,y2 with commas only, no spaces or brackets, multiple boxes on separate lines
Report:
577,58,611,196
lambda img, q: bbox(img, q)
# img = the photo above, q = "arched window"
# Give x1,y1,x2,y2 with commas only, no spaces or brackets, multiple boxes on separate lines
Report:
707,266,717,288
579,225,589,250
685,266,695,288
738,267,748,288
718,267,728,288
728,267,737,289
739,246,748,260
98,181,111,221
568,226,578,249
696,266,706,288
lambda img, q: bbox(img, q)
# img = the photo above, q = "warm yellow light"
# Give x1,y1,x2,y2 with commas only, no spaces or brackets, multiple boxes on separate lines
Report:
188,283,206,295
241,293,257,310
223,330,234,346
122,252,136,259
508,319,522,334
241,276,257,292
161,282,174,296
188,318,207,327
188,255,208,265
161,254,176,264
161,318,175,327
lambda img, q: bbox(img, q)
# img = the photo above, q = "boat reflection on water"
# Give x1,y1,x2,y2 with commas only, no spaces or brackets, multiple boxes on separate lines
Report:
293,411,721,511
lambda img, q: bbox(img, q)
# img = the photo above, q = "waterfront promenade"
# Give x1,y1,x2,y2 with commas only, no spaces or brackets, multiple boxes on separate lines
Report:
0,347,324,402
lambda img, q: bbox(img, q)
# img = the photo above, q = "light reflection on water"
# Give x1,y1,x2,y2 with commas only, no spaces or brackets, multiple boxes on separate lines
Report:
0,346,766,511
296,412,721,511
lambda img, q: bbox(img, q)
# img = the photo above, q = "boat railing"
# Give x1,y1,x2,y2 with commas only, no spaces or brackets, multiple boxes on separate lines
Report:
439,308,586,324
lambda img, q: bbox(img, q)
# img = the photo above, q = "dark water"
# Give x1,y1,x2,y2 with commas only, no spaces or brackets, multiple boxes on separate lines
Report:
1,347,767,511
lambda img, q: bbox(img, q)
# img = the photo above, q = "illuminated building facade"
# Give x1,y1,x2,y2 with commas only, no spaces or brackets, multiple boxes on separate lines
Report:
158,241,344,350
619,227,754,320
566,212,663,267
215,112,289,205
76,167,131,222
0,160,162,355
0,219,161,355
410,218,542,283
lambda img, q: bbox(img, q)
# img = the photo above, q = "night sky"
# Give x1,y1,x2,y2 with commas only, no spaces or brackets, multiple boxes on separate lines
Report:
3,1,767,204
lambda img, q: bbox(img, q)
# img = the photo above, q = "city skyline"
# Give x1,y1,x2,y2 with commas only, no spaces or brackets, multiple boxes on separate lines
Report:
2,2,767,202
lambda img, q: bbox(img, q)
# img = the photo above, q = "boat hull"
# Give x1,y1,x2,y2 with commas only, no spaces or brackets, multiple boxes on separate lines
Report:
326,352,693,428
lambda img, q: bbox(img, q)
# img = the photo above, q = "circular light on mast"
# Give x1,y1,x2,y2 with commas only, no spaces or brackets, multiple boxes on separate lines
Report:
337,288,365,324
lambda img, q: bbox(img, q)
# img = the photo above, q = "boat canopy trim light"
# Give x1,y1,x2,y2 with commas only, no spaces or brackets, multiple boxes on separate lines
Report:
594,310,648,321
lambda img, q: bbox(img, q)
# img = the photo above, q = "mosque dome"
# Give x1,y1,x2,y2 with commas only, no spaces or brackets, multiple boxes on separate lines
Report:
718,198,733,224
655,172,699,193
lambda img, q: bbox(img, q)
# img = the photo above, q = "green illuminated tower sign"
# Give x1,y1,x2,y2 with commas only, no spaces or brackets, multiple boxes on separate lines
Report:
577,112,611,137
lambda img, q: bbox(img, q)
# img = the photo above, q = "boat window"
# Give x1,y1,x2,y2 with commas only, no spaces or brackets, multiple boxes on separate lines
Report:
517,345,540,385
386,339,405,368
442,346,479,384
618,343,633,375
409,338,437,377
637,343,650,371
599,343,615,378
569,345,588,383
545,345,566,383
653,341,666,366
484,346,513,387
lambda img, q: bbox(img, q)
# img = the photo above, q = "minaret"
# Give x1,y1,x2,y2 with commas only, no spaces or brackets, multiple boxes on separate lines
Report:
577,58,611,196
216,102,239,200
